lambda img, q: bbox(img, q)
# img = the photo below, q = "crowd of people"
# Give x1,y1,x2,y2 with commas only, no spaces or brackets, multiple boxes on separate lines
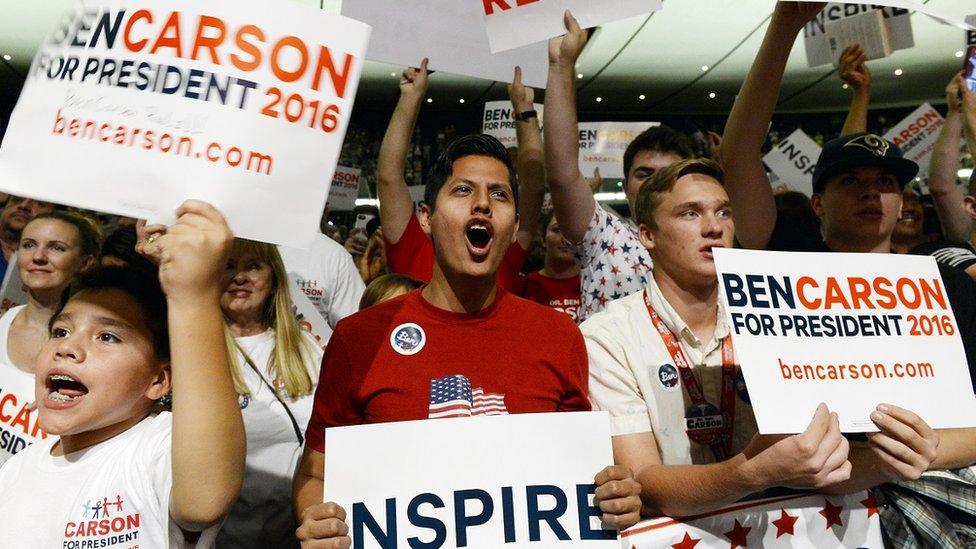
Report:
0,2,974,547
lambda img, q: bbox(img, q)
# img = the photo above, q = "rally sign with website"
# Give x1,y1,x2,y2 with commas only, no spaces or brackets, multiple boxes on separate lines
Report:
578,122,659,180
0,0,369,248
713,248,976,434
481,100,544,147
324,412,619,548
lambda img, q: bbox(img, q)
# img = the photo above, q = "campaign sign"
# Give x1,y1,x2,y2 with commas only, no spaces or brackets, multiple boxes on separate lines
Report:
287,276,332,352
0,0,369,249
578,122,659,179
324,412,618,548
327,165,362,211
342,0,548,88
621,490,883,548
883,103,944,179
802,3,913,67
762,129,821,197
713,248,976,434
969,15,976,45
408,185,426,214
482,101,544,147
482,0,661,54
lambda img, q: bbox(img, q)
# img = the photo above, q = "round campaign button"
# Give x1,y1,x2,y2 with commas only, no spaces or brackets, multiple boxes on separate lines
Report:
657,363,680,392
684,402,726,445
390,323,426,356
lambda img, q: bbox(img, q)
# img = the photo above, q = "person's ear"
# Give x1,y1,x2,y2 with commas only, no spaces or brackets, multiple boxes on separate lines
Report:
145,361,172,401
963,196,976,221
511,214,520,244
638,223,655,252
419,203,433,237
810,193,825,219
80,254,96,272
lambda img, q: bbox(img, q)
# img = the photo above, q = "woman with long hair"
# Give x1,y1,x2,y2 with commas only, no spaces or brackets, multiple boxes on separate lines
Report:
0,210,101,466
216,238,322,548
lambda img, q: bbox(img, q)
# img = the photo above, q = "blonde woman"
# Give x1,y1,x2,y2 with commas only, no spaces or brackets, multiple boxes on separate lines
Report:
217,238,322,548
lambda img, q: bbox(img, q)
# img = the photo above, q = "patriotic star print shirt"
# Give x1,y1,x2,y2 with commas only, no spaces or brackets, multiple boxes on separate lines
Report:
304,288,590,453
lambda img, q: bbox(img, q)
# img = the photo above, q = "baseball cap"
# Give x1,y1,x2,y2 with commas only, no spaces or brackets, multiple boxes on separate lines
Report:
811,132,919,195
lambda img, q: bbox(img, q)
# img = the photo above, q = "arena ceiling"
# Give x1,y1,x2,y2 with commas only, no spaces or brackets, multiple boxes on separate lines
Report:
0,0,973,117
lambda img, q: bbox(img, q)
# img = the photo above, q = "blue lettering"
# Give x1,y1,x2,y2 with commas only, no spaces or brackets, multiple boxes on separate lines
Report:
353,499,397,549
407,493,446,549
575,484,616,541
526,485,570,542
453,489,493,547
722,274,747,306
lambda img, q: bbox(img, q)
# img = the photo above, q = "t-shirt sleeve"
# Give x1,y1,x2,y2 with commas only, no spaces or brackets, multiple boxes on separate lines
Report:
910,241,976,272
305,327,363,454
570,203,614,259
557,321,592,412
323,241,366,329
583,321,653,436
383,213,429,279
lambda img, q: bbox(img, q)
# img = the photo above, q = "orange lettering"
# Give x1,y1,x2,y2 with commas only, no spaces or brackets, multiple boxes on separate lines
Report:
124,9,152,52
847,277,874,309
873,277,897,309
0,393,16,422
823,277,851,309
231,25,264,71
270,36,308,83
191,15,226,64
150,12,183,57
796,276,820,308
311,46,353,98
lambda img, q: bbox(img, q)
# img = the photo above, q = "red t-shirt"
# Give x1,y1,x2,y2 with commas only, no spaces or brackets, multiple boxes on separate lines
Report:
384,214,527,291
305,288,590,453
519,271,582,322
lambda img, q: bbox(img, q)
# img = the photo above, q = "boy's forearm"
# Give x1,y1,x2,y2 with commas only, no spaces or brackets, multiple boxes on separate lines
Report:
169,296,246,525
635,454,767,518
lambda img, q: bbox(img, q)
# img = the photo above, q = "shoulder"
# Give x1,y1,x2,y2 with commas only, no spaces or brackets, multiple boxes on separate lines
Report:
580,290,646,339
500,291,577,328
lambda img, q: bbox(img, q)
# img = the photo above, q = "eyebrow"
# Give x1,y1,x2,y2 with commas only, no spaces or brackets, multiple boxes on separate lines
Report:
51,313,134,331
672,200,730,210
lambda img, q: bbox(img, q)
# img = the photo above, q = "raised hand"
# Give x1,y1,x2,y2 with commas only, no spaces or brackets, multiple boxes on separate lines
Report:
508,66,535,112
946,71,964,113
548,10,588,68
400,58,429,99
772,1,827,31
838,44,871,90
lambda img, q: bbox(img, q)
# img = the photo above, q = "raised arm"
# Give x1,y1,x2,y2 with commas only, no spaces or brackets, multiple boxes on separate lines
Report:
377,59,429,244
510,66,545,250
928,73,971,241
720,1,825,249
544,12,596,245
149,200,246,526
838,45,871,136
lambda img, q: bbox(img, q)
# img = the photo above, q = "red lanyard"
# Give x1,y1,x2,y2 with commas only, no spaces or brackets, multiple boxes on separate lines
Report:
645,290,736,461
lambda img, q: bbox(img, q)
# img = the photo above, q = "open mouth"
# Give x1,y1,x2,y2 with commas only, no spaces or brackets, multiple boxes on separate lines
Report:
465,221,493,256
899,212,918,224
46,373,89,404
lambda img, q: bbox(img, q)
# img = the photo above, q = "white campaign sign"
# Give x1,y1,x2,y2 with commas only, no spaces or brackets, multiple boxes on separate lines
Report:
482,101,544,147
342,0,549,88
803,3,913,67
327,165,362,211
482,0,661,54
408,185,426,213
287,277,332,352
762,129,821,197
578,122,658,179
0,0,369,249
714,248,976,434
0,254,28,315
621,491,883,548
884,103,945,179
324,412,617,548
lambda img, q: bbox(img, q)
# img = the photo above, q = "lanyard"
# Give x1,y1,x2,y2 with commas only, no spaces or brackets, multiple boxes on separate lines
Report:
644,290,736,461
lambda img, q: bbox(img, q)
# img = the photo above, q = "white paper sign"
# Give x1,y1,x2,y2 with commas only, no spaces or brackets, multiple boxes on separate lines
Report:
621,491,883,548
762,130,821,197
342,0,549,88
325,412,617,548
288,277,332,352
578,122,659,179
803,3,914,67
0,0,369,249
482,0,661,54
407,185,426,214
883,103,944,179
0,254,28,315
327,166,362,212
714,248,976,434
968,15,976,45
482,101,544,147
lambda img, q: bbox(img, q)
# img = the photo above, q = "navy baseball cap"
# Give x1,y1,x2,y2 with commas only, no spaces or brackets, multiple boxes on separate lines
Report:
811,132,919,195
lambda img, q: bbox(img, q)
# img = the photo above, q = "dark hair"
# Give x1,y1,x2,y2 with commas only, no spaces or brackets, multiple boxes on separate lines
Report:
623,126,695,179
101,225,157,275
28,210,103,259
424,134,518,210
634,158,724,230
54,266,169,361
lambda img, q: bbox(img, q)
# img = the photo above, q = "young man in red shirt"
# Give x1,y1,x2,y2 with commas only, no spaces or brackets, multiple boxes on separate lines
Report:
518,211,582,321
292,134,642,545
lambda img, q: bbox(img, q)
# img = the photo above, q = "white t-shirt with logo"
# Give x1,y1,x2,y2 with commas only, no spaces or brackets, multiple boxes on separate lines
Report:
0,304,50,467
216,330,321,548
0,412,218,548
581,277,758,465
278,233,364,331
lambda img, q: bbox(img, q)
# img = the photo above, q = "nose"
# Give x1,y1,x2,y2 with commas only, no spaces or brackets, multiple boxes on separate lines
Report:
54,334,84,363
30,245,49,264
702,213,724,238
231,270,249,285
471,186,491,215
859,180,883,198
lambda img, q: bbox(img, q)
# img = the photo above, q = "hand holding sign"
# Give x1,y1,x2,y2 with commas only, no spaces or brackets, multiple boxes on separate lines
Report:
867,403,939,481
548,11,588,69
400,58,430,100
592,465,642,529
295,501,350,547
946,71,965,113
742,403,852,490
508,66,535,113
838,44,872,90
774,1,828,31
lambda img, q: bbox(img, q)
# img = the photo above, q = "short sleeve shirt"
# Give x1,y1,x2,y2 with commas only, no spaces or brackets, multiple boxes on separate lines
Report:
581,277,758,465
571,204,652,322
909,240,976,272
305,288,590,453
518,271,582,322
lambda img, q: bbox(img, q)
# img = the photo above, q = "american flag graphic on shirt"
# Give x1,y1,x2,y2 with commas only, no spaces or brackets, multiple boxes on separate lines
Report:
428,375,508,419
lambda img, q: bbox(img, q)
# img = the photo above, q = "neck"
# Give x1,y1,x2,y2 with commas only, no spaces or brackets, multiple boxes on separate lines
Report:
890,232,927,254
653,265,719,342
422,264,498,314
227,315,267,337
824,232,891,253
24,290,63,325
540,256,578,279
53,411,149,456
